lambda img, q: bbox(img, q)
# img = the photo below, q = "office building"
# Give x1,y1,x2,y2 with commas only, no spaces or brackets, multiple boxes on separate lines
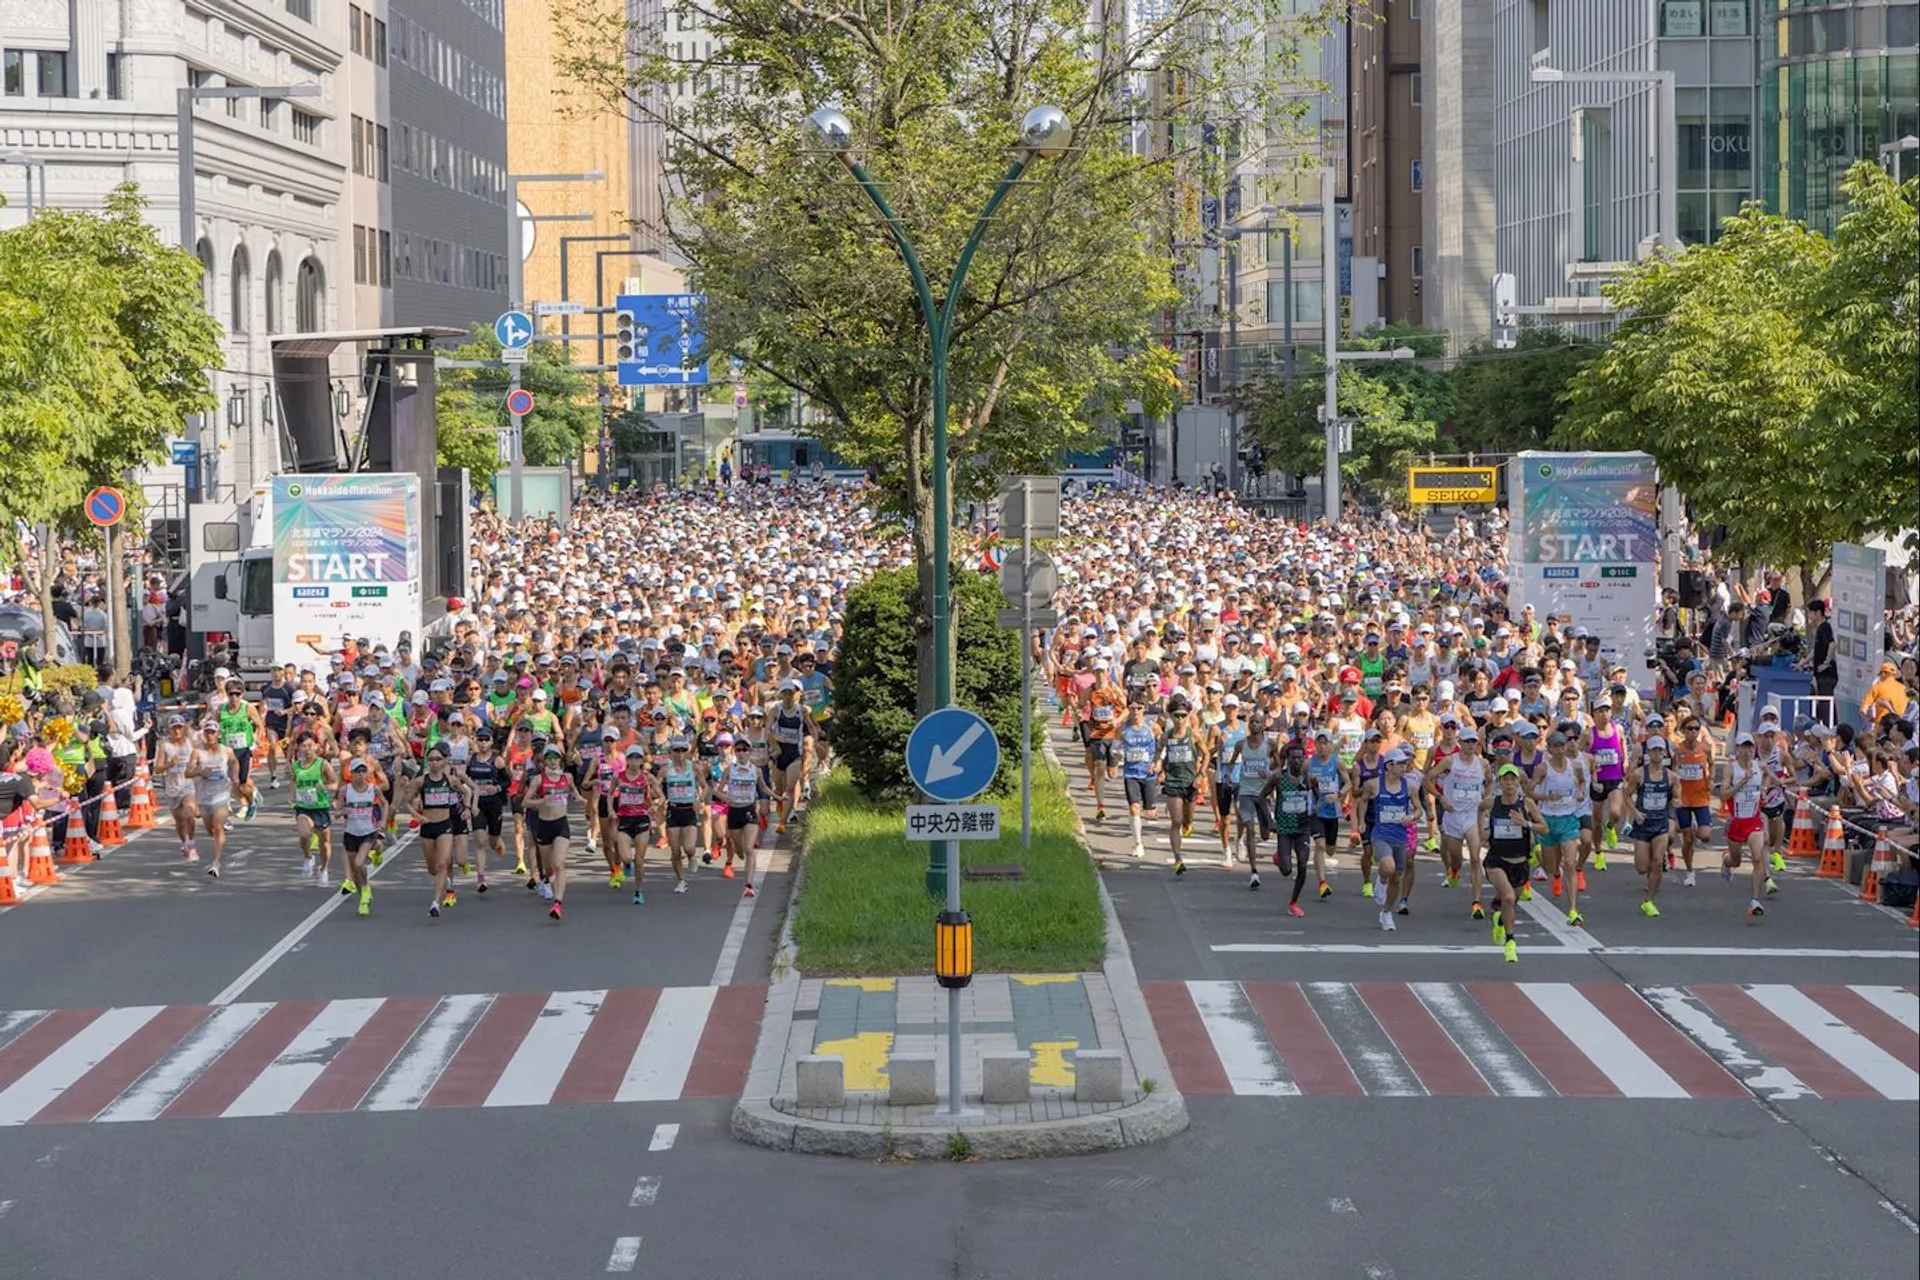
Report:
1420,0,1497,351
1349,0,1425,330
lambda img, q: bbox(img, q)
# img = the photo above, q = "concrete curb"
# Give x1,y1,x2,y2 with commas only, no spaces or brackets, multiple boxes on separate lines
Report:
728,726,1189,1159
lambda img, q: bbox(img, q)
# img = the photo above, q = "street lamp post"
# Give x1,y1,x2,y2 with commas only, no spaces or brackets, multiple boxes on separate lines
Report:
2,154,45,216
1879,135,1920,182
807,103,1070,1117
1530,66,1678,252
503,171,602,523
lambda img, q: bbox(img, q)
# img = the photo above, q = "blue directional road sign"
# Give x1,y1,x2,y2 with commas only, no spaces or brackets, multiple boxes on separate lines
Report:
905,707,1001,804
170,440,200,466
614,293,709,387
494,310,533,350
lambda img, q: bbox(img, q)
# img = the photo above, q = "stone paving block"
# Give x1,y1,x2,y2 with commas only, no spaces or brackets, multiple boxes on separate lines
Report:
796,1056,845,1107
889,1055,937,1106
982,1052,1031,1104
1074,1049,1124,1102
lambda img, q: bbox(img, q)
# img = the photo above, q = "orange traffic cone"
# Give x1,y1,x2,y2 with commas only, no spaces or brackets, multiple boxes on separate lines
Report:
1814,806,1847,879
26,819,60,885
97,786,124,847
61,819,95,864
127,758,156,830
1786,793,1819,858
1860,834,1894,903
0,826,21,905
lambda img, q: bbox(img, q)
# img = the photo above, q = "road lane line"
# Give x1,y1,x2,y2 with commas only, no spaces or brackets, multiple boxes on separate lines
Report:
709,874,762,987
1186,981,1298,1096
221,998,383,1118
0,1007,163,1126
605,1237,641,1272
629,1176,660,1207
1743,985,1918,1101
95,1003,273,1122
648,1123,679,1151
207,831,418,1006
484,990,603,1109
618,987,715,1102
1519,984,1686,1098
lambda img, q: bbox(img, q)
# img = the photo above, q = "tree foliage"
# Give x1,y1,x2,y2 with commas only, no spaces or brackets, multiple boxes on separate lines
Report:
1447,325,1596,455
833,564,1028,799
1557,162,1918,565
434,326,600,492
0,185,222,531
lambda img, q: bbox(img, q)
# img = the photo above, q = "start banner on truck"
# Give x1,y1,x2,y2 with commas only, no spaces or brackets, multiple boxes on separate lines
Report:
1508,452,1659,694
272,474,422,670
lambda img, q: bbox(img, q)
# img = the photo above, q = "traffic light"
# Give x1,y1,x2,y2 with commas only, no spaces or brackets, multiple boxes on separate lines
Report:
615,308,638,362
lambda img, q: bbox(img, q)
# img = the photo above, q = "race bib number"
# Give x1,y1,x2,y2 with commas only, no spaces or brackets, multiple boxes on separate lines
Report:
1282,793,1309,814
667,781,697,805
1092,705,1115,722
1493,818,1522,841
1124,747,1150,765
1595,748,1619,766
295,786,322,807
1678,763,1704,781
226,732,250,749
1166,743,1194,765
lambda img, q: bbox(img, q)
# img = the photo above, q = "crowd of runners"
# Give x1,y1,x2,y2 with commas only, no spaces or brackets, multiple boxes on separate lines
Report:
1046,489,1920,960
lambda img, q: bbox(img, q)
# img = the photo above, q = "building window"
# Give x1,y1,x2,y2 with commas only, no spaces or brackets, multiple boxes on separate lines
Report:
1530,0,1550,57
1411,157,1424,192
36,50,70,98
286,0,314,22
195,239,216,314
1411,72,1422,107
230,246,251,334
1579,108,1615,257
264,251,283,335
353,226,368,285
292,110,320,145
1410,244,1423,278
1887,4,1917,46
1661,1,1703,37
378,230,391,287
349,6,363,55
296,256,324,330
373,19,387,66
2,50,21,96
1709,0,1748,37
350,116,364,175
376,124,389,182
106,52,125,100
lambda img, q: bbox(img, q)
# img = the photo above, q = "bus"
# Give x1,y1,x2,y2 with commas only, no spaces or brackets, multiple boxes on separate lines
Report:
730,430,866,484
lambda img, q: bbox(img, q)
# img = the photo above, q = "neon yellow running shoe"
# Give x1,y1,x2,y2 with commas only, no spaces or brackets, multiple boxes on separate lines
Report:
1566,909,1583,927
1593,851,1609,872
610,869,625,890
1520,884,1534,902
1769,851,1787,872
1445,873,1458,889
1503,939,1519,963
1640,899,1660,918
1492,921,1506,945
357,884,372,917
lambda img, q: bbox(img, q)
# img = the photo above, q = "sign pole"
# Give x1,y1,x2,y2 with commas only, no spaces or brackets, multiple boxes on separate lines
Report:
508,360,524,524
103,521,122,678
1020,479,1033,851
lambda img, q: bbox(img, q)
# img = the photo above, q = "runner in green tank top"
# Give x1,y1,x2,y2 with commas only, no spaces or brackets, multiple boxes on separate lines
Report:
289,737,338,888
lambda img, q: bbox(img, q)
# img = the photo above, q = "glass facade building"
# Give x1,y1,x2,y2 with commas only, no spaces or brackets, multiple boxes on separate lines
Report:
1761,0,1920,232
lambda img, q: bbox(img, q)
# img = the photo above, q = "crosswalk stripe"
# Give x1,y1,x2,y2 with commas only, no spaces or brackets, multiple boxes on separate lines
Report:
1357,983,1488,1096
1678,986,1872,1100
95,1004,273,1122
618,986,716,1102
1141,982,1231,1095
486,990,605,1109
222,998,384,1118
362,994,491,1113
1849,985,1919,1034
0,1007,163,1125
1304,983,1422,1096
554,989,661,1106
0,1010,104,1092
1744,985,1919,1102
1519,984,1686,1098
1410,983,1549,1097
1241,982,1357,1095
291,995,440,1115
1801,987,1920,1074
424,992,546,1109
1468,983,1617,1097
1573,984,1746,1099
0,1011,47,1055
1187,981,1298,1096
1640,986,1813,1102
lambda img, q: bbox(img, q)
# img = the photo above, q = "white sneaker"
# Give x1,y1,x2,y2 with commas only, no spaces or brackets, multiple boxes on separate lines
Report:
1130,842,1145,858
1379,910,1396,932
1248,872,1261,890
673,880,689,894
1373,881,1387,905
585,838,599,855
538,880,554,901
1683,871,1697,887
301,856,316,879
317,872,331,891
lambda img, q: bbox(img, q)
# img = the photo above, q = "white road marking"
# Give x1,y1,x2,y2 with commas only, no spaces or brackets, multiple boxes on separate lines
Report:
1186,980,1298,1096
629,1175,661,1207
1850,985,1919,1033
1328,1197,1357,1213
362,994,491,1113
605,1237,642,1272
484,990,603,1108
1744,985,1919,1101
1519,895,1602,951
1603,946,1919,959
1519,984,1685,1098
0,1006,165,1126
1308,983,1421,1096
648,1123,679,1151
0,1011,47,1052
1212,943,1576,955
709,869,762,987
1411,982,1547,1097
95,1003,273,1122
207,831,417,1005
222,998,382,1118
617,986,716,1102
1639,986,1812,1101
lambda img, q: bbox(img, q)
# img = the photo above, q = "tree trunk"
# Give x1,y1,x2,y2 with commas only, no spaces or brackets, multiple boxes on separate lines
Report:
33,525,57,661
902,409,955,722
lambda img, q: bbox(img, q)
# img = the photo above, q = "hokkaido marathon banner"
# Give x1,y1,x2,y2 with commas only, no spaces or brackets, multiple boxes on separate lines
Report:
272,473,423,670
1508,452,1659,694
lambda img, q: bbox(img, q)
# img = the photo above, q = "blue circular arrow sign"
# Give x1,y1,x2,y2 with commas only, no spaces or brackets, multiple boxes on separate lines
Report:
906,707,1001,804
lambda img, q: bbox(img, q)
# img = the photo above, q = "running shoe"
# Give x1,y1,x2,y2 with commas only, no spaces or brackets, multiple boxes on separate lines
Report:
442,888,456,908
514,859,529,877
701,850,715,865
1764,876,1779,896
673,880,688,894
1173,858,1186,876
1593,850,1609,871
1769,851,1787,872
1131,842,1145,859
207,864,220,878
632,890,646,905
1182,824,1193,839
1395,898,1410,916
1378,909,1395,932
476,877,489,894
1444,872,1458,888
357,887,370,917
341,880,355,896
1520,884,1534,902
549,901,563,921
775,822,787,836
1469,901,1485,920
1567,909,1583,927
609,869,624,890
1424,834,1439,853
1604,823,1618,849
370,847,383,868
1503,939,1519,963
1748,900,1765,917
539,880,555,900
429,902,440,918
1551,875,1563,898
1640,900,1660,918
1722,857,1734,882
1248,872,1260,891
1664,851,1675,872
1492,921,1506,944
300,856,315,879
1095,806,1107,821
722,864,735,879
1683,871,1697,887
1317,879,1331,899
1287,903,1305,918
743,884,756,899
1361,879,1374,899
1575,869,1588,893
317,872,331,891
459,861,473,875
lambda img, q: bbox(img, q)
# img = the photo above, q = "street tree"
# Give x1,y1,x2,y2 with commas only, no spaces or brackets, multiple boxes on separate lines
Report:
0,184,224,663
1447,324,1596,455
434,326,600,495
1557,162,1918,567
555,0,1328,711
